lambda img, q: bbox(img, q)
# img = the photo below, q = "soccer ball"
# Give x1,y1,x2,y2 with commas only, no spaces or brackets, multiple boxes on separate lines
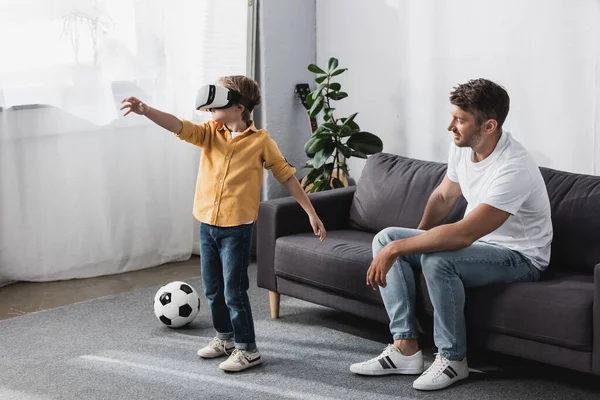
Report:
153,281,201,328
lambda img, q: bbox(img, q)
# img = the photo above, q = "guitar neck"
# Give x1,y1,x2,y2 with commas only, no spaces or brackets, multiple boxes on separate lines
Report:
309,117,318,133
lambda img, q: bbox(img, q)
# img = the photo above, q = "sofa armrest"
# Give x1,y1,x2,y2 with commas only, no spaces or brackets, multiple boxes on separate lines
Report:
256,186,356,291
593,263,600,374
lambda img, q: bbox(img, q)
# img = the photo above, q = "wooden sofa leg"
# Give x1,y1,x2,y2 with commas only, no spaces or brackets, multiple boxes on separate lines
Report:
269,291,280,319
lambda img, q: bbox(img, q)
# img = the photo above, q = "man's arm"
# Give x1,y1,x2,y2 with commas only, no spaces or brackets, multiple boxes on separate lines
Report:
391,203,509,256
417,175,463,230
367,203,510,289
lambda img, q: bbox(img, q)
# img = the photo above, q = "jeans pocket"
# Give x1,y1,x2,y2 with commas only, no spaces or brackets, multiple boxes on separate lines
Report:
515,263,540,282
515,269,533,282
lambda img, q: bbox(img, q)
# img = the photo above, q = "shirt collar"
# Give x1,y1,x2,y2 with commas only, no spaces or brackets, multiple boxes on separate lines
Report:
217,121,258,134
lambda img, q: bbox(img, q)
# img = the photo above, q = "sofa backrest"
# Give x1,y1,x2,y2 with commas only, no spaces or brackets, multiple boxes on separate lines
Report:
540,167,600,274
349,153,600,274
349,153,467,233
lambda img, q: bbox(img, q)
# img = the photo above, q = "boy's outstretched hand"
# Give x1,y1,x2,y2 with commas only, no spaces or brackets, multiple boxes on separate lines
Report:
121,97,148,116
309,214,326,241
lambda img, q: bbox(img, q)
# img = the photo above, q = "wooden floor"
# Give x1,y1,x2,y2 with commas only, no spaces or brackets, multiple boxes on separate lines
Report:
0,256,200,320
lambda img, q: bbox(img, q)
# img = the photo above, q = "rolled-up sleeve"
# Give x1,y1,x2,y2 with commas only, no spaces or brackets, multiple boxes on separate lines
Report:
175,120,210,147
263,137,297,184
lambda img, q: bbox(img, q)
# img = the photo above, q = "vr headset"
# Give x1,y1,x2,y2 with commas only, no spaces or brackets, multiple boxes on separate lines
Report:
195,84,255,112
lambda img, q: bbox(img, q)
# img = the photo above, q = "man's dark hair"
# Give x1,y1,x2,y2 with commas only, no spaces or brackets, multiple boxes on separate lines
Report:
450,78,510,129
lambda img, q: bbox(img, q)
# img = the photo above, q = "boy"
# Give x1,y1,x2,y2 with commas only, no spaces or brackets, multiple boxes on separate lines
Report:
121,75,326,372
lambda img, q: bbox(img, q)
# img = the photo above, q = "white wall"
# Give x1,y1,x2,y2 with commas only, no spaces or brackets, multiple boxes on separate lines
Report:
316,0,600,178
258,0,317,199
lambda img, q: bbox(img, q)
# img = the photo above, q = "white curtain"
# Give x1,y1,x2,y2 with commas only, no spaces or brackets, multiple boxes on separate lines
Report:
316,0,600,178
0,0,249,283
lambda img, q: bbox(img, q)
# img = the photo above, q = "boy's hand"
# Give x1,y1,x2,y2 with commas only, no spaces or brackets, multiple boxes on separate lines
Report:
121,97,149,116
309,215,326,241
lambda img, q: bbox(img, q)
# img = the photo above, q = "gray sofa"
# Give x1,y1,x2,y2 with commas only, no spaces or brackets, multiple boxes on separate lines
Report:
257,152,600,375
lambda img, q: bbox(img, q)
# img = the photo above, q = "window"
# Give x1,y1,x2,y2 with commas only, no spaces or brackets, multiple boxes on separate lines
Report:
0,0,251,125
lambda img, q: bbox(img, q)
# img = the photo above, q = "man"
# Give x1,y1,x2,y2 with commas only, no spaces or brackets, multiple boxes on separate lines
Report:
349,78,553,391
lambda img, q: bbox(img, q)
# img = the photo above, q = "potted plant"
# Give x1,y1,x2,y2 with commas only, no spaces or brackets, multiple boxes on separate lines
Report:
302,58,383,193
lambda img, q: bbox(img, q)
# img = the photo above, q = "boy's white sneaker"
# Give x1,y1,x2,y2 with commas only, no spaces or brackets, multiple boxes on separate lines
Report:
412,353,469,391
219,348,262,372
350,344,424,376
197,337,235,359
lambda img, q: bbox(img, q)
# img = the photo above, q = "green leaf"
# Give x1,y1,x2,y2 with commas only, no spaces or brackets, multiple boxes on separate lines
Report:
313,144,335,169
309,178,327,193
332,177,345,189
342,112,358,125
328,82,341,91
308,84,326,102
308,64,326,74
336,144,352,159
322,122,339,132
331,68,348,76
302,168,321,189
322,162,334,177
309,96,324,117
304,134,331,156
340,114,360,134
315,76,327,84
346,120,360,132
346,131,384,154
327,92,348,101
304,92,315,107
328,58,339,71
339,112,358,133
351,150,368,159
340,123,359,137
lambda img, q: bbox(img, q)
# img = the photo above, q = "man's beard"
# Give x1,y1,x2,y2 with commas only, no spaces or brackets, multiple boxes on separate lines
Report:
456,126,483,148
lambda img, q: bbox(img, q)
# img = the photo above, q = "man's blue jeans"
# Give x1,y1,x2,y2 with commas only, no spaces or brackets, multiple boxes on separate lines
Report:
375,227,540,361
200,222,256,351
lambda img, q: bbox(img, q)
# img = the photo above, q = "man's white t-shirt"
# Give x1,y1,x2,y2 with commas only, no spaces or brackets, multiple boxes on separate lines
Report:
446,131,553,271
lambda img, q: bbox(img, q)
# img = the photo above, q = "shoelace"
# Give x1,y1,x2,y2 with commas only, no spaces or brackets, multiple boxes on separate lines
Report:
229,348,245,362
423,353,449,376
366,344,395,364
209,338,233,356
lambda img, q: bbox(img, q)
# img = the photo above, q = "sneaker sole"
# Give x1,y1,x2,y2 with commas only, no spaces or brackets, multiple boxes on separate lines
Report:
350,366,424,376
412,374,469,391
198,348,235,359
219,358,262,372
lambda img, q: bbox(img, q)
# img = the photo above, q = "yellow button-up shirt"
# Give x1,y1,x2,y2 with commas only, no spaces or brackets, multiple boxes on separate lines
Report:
175,120,296,227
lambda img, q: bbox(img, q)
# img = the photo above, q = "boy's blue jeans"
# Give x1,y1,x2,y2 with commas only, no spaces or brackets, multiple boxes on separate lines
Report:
200,222,256,351
375,227,540,361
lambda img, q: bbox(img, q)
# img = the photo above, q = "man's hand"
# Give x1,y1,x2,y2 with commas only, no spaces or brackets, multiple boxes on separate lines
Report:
366,245,397,290
121,97,149,116
309,214,326,241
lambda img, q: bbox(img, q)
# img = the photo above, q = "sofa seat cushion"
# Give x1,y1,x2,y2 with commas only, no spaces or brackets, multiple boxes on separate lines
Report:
462,274,594,351
274,230,380,304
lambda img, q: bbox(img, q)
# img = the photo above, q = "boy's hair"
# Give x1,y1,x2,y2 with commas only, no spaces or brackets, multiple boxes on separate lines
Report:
218,75,261,123
449,78,510,129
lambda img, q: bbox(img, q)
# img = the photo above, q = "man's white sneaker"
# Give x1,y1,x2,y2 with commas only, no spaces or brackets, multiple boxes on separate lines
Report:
412,353,469,391
219,348,262,372
197,337,235,359
350,344,424,376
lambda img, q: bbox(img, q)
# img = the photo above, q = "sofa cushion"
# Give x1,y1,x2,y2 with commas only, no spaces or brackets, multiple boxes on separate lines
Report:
274,230,380,304
419,274,594,351
349,153,467,233
541,167,600,274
